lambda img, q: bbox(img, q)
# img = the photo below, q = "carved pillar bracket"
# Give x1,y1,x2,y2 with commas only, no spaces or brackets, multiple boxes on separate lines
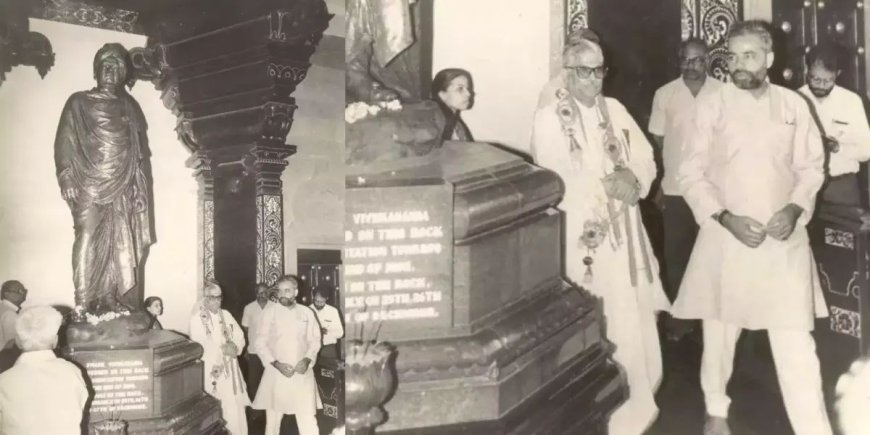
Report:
2,0,55,86
186,151,215,285
139,0,331,313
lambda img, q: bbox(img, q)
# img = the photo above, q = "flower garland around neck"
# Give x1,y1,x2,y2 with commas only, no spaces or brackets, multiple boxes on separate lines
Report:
553,87,632,285
199,303,234,394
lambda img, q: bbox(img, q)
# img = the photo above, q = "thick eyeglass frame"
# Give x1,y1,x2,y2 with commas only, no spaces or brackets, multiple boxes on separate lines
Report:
679,55,707,66
807,74,836,87
568,65,608,79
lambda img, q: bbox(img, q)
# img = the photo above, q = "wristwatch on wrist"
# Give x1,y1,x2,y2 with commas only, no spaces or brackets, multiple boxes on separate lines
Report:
713,209,729,226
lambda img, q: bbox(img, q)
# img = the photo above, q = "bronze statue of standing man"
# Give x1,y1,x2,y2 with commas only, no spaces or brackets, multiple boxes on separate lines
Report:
54,43,153,319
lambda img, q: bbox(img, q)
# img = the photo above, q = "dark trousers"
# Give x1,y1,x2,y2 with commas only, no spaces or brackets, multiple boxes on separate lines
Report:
245,353,264,401
662,195,699,302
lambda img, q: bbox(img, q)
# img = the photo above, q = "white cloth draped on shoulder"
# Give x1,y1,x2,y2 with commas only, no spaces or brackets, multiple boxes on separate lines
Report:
189,302,250,435
532,89,669,435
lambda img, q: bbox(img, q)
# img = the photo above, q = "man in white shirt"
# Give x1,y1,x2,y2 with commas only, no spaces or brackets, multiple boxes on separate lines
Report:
0,281,28,349
674,21,832,435
0,306,88,435
310,287,344,360
252,275,322,435
798,44,870,206
241,282,270,400
649,38,722,341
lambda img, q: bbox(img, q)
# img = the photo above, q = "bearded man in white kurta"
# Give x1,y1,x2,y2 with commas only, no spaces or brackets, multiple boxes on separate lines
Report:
532,33,670,435
673,20,832,435
253,275,322,435
189,282,250,435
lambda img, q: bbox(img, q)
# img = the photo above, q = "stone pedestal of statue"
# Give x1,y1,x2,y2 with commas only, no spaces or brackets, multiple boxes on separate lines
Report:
343,141,627,433
63,328,224,434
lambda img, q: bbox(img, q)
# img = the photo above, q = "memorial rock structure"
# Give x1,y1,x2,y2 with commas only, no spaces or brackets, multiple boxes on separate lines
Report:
344,138,627,433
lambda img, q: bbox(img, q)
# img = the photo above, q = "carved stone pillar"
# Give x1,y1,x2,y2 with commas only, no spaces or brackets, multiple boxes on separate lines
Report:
252,144,295,287
188,152,215,285
145,0,332,317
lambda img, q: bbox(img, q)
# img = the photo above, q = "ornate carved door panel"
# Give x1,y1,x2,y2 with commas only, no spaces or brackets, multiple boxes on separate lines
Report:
772,0,865,94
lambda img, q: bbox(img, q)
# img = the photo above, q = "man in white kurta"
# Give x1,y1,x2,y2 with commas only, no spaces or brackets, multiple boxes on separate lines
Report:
189,283,250,435
532,33,670,435
798,44,870,205
0,306,88,435
673,21,832,435
253,275,322,435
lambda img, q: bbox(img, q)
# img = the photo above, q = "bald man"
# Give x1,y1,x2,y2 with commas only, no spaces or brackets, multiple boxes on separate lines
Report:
531,32,669,435
0,306,88,434
649,38,722,341
0,281,27,349
242,282,271,400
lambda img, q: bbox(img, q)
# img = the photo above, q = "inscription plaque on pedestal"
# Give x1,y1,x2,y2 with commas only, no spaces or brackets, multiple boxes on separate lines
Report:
343,182,453,339
344,142,627,433
65,330,224,434
81,348,153,419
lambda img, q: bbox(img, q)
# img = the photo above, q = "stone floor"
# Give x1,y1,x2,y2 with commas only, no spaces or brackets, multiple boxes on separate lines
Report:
240,321,838,435
646,326,801,435
245,409,338,435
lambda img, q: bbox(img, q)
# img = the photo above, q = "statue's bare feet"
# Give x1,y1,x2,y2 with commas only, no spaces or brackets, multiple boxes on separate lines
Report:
70,305,86,323
370,84,399,104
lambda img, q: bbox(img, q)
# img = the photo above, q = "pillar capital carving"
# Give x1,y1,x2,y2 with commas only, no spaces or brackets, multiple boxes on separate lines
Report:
1,0,55,87
128,0,332,317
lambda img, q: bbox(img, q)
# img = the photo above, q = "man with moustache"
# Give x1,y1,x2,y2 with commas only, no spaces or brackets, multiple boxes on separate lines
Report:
673,20,832,435
532,30,670,435
799,44,870,205
649,38,722,341
310,287,343,360
252,275,322,435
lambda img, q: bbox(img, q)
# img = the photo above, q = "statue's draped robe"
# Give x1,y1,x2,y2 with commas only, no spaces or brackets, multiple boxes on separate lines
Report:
346,0,423,102
54,90,152,309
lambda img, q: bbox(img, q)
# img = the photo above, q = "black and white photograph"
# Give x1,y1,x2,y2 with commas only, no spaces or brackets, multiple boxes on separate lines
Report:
0,0,344,433
3,0,870,434
342,1,870,435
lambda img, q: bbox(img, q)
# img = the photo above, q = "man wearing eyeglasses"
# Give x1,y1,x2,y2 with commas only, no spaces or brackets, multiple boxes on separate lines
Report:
252,275,322,435
0,281,27,350
649,38,722,343
532,30,670,435
673,20,832,435
798,44,870,206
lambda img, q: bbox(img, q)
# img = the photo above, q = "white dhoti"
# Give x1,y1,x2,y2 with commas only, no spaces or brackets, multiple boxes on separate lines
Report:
189,307,251,435
534,94,670,435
